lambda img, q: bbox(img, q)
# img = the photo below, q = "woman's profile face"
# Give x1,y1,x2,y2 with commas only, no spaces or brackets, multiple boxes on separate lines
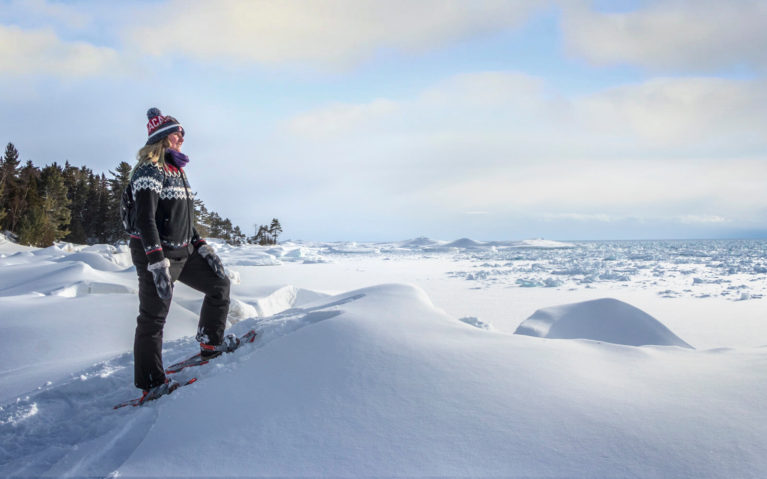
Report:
167,131,184,151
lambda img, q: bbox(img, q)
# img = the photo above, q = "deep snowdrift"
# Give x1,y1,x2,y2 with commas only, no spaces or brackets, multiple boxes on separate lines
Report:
515,298,694,348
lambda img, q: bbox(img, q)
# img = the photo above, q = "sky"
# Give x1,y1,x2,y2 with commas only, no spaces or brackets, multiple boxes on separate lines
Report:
1,0,766,241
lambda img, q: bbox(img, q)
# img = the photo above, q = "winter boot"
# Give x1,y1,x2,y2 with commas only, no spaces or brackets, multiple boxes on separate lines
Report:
139,378,180,404
200,333,241,359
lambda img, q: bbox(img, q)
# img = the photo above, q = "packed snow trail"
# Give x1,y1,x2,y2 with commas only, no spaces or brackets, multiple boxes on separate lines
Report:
0,292,365,477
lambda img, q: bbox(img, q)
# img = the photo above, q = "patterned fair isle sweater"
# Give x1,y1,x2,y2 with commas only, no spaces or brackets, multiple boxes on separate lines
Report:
129,160,205,264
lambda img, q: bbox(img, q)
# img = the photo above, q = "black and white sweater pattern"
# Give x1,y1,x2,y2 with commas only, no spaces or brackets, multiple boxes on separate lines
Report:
129,161,204,264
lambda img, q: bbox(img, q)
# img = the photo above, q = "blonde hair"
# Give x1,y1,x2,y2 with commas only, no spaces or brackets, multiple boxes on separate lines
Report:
132,137,171,176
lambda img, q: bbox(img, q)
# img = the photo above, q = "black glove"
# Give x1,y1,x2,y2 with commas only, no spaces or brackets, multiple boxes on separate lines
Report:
198,244,227,279
147,258,173,299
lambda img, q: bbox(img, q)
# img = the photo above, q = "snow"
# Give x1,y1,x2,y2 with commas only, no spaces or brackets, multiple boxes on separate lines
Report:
0,232,34,255
445,237,488,249
397,236,446,248
511,238,576,249
1,237,766,477
515,297,693,348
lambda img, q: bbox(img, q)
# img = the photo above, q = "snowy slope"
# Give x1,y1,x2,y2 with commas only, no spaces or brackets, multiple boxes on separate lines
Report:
1,239,766,477
114,286,765,478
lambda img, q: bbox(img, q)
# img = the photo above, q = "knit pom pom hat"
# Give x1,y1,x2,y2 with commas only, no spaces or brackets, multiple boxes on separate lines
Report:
146,107,184,145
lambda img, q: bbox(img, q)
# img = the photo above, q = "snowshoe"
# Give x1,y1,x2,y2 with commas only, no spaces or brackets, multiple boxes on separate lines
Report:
165,330,257,374
113,377,197,410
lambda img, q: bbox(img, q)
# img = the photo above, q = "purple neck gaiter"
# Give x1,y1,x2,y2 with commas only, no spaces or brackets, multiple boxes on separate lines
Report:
166,149,190,169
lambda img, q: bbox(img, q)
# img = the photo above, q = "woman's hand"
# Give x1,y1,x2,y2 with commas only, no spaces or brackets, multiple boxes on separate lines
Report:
147,258,173,299
198,244,227,279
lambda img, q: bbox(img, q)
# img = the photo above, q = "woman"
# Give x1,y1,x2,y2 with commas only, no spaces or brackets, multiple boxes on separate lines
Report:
128,107,235,402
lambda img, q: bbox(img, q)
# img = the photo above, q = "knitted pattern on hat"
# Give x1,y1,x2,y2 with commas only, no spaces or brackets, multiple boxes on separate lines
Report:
146,107,183,145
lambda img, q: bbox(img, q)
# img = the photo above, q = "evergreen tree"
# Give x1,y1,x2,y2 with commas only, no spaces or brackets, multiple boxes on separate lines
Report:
232,225,245,245
16,161,43,246
95,174,110,243
255,224,270,245
19,160,41,217
1,143,22,231
0,146,6,226
0,143,20,184
67,166,93,244
208,211,223,239
81,172,97,241
63,163,89,244
17,206,46,246
253,223,278,245
269,218,282,242
0,180,6,226
37,163,71,245
80,172,109,243
107,162,132,241
193,198,210,237
220,217,233,242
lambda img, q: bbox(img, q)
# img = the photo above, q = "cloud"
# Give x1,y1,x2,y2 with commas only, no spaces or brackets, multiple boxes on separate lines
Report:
561,0,767,72
0,24,120,77
2,0,91,30
678,215,728,225
542,213,615,223
418,71,546,108
284,71,767,155
272,71,767,227
285,72,546,142
287,99,400,139
124,0,544,69
574,77,767,147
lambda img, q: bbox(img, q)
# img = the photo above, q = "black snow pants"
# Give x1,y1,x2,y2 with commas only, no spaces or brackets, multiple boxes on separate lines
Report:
131,240,230,390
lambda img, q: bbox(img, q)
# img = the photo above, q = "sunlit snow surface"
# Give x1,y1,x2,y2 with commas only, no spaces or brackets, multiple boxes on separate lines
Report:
0,236,766,478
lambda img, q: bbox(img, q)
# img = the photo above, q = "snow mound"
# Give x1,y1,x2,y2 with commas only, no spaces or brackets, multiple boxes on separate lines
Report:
324,242,381,254
224,285,332,323
282,246,326,263
512,238,576,249
444,237,486,249
0,232,34,255
50,281,134,297
227,298,259,324
515,298,693,348
0,262,133,297
252,285,300,317
226,252,281,266
283,247,308,258
53,252,128,272
398,237,446,248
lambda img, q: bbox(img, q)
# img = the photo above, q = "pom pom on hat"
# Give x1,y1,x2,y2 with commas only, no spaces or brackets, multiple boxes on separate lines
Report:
145,107,183,145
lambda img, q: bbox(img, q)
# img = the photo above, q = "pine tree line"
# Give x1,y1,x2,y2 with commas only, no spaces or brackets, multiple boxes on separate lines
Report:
253,219,283,245
0,142,278,248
